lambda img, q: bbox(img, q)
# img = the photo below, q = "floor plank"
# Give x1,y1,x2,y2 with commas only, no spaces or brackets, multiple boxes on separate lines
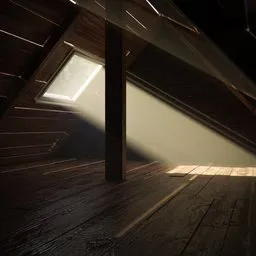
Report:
0,160,105,214
32,165,200,256
106,167,235,256
220,170,256,256
1,163,256,256
37,166,213,256
0,161,163,255
180,167,248,256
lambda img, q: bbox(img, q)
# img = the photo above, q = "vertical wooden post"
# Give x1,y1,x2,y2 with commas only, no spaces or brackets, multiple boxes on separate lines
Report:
105,0,126,181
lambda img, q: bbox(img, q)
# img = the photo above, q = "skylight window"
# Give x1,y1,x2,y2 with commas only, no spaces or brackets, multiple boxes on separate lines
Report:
42,53,103,103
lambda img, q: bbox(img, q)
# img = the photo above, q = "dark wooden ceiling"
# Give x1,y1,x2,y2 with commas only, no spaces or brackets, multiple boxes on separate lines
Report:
0,0,151,166
0,0,255,166
174,0,256,91
0,0,78,165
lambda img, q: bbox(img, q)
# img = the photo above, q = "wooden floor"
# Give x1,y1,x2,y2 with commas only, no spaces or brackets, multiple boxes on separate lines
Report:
0,159,256,256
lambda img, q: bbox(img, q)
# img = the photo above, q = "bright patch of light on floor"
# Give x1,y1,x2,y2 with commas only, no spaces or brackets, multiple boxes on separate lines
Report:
166,165,197,175
166,165,256,177
230,167,256,177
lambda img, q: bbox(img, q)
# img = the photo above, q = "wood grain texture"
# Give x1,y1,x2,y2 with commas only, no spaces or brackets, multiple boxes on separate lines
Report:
1,162,256,255
67,10,105,59
65,9,153,64
220,177,255,256
0,33,40,76
0,132,68,147
0,144,51,157
0,160,157,254
10,0,74,25
103,168,256,256
111,167,218,256
0,0,78,166
0,117,78,132
0,151,52,166
7,109,78,121
0,74,25,99
0,4,153,166
1,1,56,45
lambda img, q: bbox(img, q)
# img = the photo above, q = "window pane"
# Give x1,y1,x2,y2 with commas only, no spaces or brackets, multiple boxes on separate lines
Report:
43,53,102,102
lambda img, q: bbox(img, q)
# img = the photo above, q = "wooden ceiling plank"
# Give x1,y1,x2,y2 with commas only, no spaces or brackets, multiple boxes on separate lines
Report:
66,11,105,59
0,132,68,147
0,151,52,166
0,74,25,99
9,0,59,26
0,144,51,157
8,107,78,120
0,117,78,133
1,1,56,46
0,33,40,76
9,0,75,25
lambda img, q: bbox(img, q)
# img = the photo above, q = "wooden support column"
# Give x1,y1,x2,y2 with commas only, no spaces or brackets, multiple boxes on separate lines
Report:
105,0,126,181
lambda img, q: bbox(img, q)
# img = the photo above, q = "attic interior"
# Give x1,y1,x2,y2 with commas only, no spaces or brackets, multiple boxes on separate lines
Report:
1,0,256,255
